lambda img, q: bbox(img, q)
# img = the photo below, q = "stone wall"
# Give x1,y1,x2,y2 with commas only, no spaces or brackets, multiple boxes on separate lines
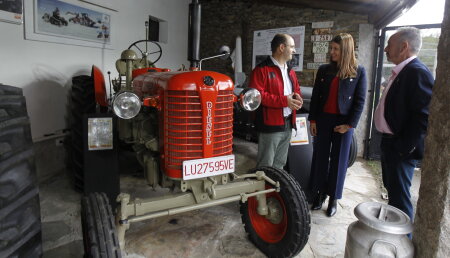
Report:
199,0,369,86
199,0,374,156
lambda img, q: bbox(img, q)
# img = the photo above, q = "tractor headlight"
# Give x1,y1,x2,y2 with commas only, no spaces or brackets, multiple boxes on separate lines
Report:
112,91,141,119
239,88,261,111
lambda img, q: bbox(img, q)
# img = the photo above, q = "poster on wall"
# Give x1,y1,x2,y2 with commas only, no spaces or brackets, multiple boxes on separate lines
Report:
0,0,23,24
24,0,114,49
252,26,305,71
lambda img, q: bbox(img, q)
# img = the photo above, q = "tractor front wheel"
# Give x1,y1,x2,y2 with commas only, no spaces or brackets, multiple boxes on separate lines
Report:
240,166,311,257
81,193,121,258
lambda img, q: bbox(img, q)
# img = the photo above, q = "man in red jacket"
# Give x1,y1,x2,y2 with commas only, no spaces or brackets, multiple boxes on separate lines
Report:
250,33,303,169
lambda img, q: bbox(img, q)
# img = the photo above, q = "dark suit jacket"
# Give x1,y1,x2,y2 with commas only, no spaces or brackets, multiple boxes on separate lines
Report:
384,58,434,159
308,64,367,128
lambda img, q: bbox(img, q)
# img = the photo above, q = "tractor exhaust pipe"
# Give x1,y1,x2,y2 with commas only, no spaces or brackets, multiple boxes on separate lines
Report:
188,0,201,69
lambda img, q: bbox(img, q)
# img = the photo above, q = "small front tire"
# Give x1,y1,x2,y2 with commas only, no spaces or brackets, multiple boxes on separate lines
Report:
240,167,311,257
81,192,121,258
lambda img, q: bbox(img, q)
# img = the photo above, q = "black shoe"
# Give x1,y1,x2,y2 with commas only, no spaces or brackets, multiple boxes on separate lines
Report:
326,198,337,217
311,193,326,210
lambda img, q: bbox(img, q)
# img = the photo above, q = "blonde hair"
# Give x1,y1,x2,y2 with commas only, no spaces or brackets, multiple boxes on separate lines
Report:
332,33,357,79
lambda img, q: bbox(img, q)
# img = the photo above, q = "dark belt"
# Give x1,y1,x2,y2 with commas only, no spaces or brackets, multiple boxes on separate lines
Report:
382,133,396,139
284,114,292,123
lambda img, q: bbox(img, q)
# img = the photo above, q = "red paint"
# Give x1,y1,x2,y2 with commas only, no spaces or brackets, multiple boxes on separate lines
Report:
91,65,108,107
132,70,234,178
247,187,288,243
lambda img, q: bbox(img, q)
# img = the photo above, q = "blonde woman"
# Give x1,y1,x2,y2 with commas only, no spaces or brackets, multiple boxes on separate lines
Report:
308,33,367,216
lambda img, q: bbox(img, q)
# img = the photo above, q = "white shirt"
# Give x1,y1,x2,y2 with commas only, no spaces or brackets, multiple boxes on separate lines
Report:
270,56,293,117
374,56,417,134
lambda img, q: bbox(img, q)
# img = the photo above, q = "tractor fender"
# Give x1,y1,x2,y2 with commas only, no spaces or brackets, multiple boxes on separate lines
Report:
91,65,108,107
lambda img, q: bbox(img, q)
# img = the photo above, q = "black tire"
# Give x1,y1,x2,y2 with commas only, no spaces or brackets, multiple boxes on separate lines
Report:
81,192,121,258
70,75,96,191
0,84,42,257
348,133,357,168
240,167,311,258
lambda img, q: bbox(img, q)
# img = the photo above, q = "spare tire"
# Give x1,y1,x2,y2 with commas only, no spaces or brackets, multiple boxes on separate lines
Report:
348,133,357,168
0,84,42,257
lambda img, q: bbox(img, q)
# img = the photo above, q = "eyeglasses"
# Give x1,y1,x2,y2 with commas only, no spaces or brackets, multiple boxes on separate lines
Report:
283,44,295,48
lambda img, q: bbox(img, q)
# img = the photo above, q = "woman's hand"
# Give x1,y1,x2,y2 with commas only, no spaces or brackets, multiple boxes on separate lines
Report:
334,124,351,134
310,122,317,136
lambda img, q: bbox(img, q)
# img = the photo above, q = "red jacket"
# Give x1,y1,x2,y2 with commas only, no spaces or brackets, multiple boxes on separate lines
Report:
250,57,301,133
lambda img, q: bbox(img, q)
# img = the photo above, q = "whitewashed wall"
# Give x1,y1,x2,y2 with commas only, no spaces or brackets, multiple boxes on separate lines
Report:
0,0,190,140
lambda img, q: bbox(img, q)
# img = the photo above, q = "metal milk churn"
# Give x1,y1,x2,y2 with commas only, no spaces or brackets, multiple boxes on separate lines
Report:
344,202,414,258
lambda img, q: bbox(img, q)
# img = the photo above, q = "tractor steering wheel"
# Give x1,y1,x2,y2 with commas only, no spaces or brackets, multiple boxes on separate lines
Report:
128,40,162,65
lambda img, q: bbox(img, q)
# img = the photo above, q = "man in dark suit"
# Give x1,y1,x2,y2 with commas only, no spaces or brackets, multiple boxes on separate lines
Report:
374,27,434,223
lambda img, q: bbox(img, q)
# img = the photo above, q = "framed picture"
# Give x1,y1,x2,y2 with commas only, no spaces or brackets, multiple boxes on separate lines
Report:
79,0,117,12
0,0,23,24
24,0,114,49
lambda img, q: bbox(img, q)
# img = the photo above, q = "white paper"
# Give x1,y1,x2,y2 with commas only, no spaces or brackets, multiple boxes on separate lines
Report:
253,26,305,71
291,116,309,145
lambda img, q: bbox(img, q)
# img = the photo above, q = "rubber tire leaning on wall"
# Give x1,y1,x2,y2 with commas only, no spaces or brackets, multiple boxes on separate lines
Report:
81,192,121,258
348,133,357,168
0,84,42,257
69,75,96,191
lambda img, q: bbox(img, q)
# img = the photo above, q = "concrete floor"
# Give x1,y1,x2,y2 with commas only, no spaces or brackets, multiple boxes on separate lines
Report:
40,138,420,258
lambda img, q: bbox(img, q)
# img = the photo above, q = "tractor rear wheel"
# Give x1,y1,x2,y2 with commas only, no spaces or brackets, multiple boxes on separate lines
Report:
0,84,42,257
240,167,311,257
70,75,96,191
81,192,121,258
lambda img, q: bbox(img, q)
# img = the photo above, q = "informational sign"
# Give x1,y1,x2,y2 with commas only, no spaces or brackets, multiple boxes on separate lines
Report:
88,117,113,150
312,21,334,29
291,116,309,145
253,26,305,71
314,53,327,63
311,34,333,42
307,63,326,70
313,42,329,54
312,28,331,35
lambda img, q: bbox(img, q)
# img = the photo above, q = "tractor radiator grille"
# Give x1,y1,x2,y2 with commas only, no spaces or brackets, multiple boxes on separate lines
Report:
165,90,234,171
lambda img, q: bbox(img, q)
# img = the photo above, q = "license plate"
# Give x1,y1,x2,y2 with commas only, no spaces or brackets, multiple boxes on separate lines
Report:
182,155,235,180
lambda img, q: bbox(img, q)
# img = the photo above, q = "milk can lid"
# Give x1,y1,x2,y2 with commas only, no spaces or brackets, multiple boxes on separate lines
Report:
354,202,413,234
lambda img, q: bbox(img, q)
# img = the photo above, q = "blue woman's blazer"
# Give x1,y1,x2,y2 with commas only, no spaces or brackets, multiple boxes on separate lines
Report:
308,64,367,128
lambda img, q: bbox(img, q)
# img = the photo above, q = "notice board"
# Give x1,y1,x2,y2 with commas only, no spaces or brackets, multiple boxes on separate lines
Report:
252,26,305,71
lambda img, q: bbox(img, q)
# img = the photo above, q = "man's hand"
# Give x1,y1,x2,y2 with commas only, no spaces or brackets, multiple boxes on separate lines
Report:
334,124,351,134
287,93,303,111
310,122,317,136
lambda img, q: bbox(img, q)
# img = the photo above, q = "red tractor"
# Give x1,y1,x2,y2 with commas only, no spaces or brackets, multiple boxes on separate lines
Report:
71,1,310,257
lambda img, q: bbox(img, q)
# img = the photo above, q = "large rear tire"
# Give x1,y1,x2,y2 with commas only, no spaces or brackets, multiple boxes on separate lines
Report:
0,84,42,257
70,75,96,191
240,167,311,257
81,192,121,258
